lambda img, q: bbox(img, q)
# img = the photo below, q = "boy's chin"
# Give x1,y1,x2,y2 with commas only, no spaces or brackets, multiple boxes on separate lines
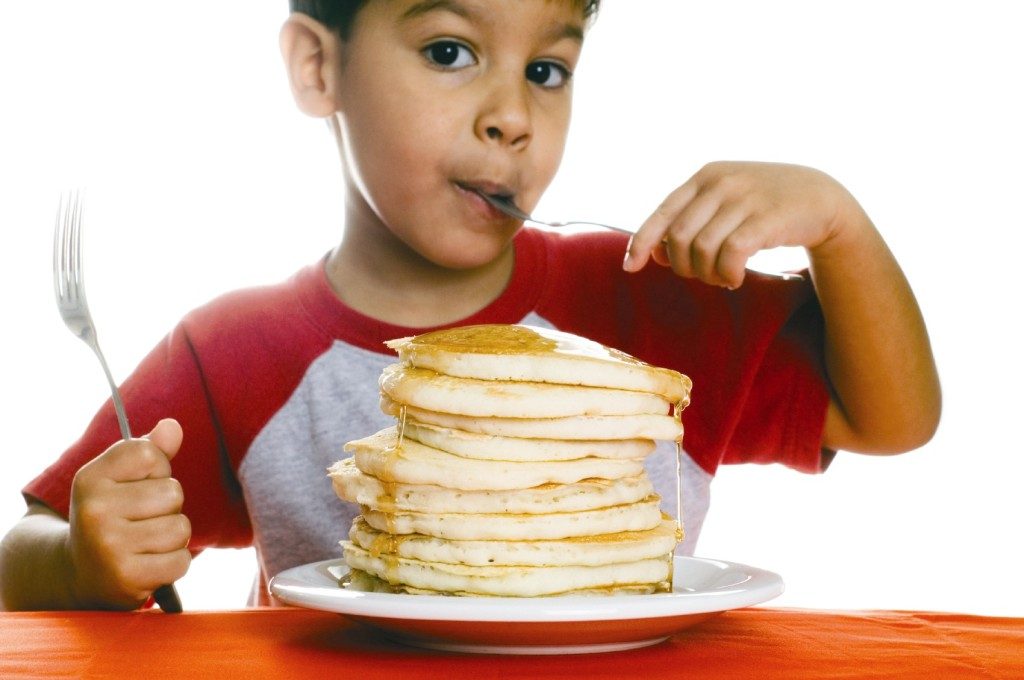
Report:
417,234,517,271
426,250,510,272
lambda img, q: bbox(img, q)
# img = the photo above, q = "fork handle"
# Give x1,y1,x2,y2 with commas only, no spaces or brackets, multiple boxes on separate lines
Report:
90,340,132,440
549,220,636,235
153,584,183,613
92,343,184,613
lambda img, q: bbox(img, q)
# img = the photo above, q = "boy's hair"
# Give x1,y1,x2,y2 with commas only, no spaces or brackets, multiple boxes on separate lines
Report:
290,1,601,40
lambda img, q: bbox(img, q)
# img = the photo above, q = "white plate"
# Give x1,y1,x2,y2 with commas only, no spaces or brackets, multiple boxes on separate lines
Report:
269,556,784,655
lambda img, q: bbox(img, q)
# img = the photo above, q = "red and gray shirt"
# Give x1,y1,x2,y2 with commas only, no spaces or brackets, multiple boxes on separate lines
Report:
25,228,829,603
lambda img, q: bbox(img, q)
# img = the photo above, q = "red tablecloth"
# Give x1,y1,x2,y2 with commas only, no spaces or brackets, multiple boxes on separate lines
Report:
2,607,1021,679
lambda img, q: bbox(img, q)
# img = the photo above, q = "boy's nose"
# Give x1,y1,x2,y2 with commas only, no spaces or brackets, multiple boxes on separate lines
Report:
475,81,532,150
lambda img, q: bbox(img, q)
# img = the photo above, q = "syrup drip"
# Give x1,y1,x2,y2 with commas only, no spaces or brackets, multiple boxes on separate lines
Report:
380,404,408,583
672,399,686,591
396,403,408,448
377,405,407,512
382,403,408,455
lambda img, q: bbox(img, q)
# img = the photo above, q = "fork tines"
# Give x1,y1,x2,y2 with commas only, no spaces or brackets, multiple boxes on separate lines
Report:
54,190,85,308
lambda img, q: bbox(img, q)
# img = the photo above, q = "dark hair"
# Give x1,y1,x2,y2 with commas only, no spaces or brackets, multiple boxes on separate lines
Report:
289,1,365,39
289,1,601,40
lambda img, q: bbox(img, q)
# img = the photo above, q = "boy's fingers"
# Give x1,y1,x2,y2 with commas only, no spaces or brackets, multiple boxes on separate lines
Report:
128,514,192,554
688,205,750,285
143,418,183,462
82,418,183,484
715,215,779,287
658,193,731,279
120,441,174,481
624,180,701,272
126,550,192,594
649,242,671,267
117,478,185,520
79,440,174,485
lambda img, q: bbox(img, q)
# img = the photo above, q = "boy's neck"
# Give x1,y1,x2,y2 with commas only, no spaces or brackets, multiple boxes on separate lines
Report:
324,210,516,329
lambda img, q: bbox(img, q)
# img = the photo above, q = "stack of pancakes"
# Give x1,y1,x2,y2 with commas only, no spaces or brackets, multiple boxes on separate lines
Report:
329,324,692,596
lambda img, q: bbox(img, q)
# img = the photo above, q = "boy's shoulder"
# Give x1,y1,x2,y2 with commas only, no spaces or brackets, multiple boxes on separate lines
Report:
178,259,333,358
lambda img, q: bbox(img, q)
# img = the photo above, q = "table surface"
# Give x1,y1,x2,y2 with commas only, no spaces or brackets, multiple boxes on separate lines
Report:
2,606,1022,679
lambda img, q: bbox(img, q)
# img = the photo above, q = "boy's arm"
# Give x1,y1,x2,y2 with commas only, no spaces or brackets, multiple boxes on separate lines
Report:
0,503,79,610
809,204,941,453
0,420,191,611
624,161,941,454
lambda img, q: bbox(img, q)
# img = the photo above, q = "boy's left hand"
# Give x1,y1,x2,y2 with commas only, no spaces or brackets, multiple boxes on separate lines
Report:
624,160,941,455
623,161,862,288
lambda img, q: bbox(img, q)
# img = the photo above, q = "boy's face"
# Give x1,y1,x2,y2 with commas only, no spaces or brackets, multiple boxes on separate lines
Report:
330,0,585,269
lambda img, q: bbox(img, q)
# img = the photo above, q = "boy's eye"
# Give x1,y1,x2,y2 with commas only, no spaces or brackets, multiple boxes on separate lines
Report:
525,61,571,89
424,41,476,69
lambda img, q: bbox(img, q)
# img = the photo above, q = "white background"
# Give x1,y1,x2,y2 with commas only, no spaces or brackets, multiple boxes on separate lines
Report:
1,2,1021,614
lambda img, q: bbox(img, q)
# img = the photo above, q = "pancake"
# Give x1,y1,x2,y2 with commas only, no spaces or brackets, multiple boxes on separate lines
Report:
345,427,646,490
344,569,665,596
343,545,673,597
386,324,691,405
360,495,663,541
347,516,680,567
331,324,692,597
381,397,683,441
402,422,654,461
329,459,656,514
380,363,672,418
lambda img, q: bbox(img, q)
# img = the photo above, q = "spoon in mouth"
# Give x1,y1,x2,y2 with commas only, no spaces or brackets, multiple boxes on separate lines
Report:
477,192,634,235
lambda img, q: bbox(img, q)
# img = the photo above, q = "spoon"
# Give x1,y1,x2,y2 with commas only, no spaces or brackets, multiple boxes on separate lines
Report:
478,193,804,282
478,193,633,235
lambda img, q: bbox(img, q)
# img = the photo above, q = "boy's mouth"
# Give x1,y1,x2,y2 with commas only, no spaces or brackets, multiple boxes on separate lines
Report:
455,181,521,219
456,180,524,220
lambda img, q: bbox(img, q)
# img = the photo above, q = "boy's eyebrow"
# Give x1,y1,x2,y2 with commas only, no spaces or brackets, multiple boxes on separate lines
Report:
401,0,471,23
400,0,584,44
546,22,584,45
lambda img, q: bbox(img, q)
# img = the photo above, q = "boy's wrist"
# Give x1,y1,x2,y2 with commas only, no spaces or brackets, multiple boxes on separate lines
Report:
61,528,95,610
1,509,91,611
42,513,97,610
807,195,876,266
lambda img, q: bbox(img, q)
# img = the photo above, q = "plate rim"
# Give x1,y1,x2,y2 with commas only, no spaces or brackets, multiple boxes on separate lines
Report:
269,555,784,623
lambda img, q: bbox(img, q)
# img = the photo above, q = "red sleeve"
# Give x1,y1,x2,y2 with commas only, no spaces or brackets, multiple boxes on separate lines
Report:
22,262,337,550
531,229,829,475
717,291,829,473
22,320,253,549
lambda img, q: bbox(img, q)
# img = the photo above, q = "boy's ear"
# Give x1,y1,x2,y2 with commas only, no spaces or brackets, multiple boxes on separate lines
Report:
279,14,344,118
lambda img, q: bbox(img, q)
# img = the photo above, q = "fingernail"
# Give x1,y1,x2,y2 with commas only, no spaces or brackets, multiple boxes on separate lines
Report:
622,251,634,270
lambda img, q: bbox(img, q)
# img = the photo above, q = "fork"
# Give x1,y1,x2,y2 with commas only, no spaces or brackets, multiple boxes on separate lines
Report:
479,192,634,234
479,192,804,281
53,190,183,613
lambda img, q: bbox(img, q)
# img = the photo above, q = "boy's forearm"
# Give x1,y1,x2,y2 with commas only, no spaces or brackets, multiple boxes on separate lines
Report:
810,208,942,453
0,505,86,611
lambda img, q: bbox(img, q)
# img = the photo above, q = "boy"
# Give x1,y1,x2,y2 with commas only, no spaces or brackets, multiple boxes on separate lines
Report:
0,0,940,610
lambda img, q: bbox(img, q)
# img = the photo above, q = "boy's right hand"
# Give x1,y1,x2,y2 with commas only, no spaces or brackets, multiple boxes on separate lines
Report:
68,418,191,609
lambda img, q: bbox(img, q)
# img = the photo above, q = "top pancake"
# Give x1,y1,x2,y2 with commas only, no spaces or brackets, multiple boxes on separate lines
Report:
380,364,672,418
386,324,692,405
